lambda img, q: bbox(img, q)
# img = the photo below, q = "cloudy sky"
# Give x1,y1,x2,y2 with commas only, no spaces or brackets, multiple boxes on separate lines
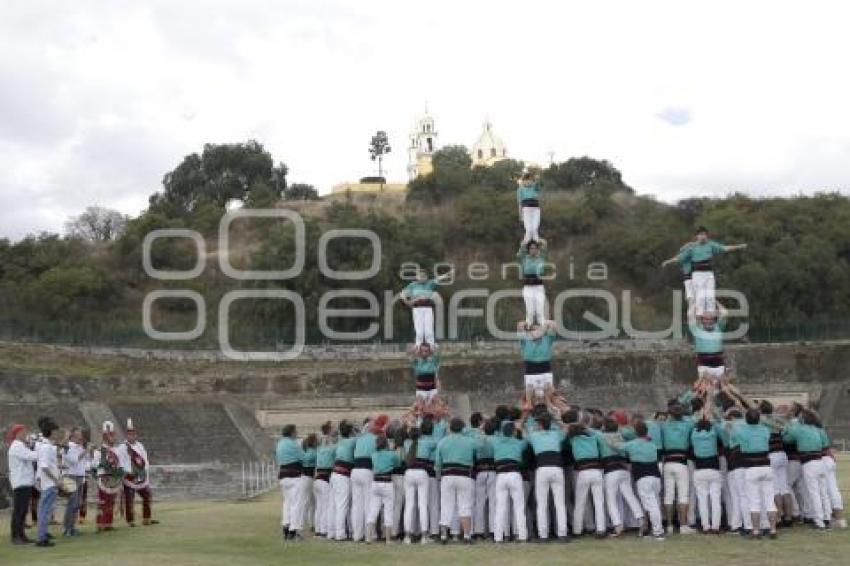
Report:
2,0,849,240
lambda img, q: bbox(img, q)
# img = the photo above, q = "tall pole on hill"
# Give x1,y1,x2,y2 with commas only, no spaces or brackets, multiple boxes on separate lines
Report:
369,130,391,190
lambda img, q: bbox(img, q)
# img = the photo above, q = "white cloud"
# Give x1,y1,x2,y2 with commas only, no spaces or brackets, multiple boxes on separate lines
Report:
1,0,849,239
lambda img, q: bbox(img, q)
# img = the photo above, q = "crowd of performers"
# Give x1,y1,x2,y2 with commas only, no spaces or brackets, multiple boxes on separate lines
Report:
273,169,845,544
275,380,845,544
5,417,157,547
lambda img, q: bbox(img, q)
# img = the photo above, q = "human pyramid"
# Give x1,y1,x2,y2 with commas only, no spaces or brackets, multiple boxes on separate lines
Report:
274,170,845,544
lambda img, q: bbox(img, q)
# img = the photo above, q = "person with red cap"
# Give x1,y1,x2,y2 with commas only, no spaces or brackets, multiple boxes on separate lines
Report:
116,418,158,527
350,415,388,542
96,421,124,532
6,423,39,545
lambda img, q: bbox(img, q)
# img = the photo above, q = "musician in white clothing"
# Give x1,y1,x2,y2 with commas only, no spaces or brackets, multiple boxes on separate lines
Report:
62,427,87,537
6,423,39,545
116,419,158,527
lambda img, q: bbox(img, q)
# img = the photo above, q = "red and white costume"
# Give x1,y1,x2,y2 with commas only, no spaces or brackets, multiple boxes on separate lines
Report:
96,422,123,529
116,418,154,525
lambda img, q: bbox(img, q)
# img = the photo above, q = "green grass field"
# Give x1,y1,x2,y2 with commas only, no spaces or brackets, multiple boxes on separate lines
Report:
2,455,848,566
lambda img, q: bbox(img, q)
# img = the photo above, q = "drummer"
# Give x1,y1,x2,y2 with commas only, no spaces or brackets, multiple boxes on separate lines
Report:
62,427,87,537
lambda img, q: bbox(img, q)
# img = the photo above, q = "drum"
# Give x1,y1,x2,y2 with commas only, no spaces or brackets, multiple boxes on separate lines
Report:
59,476,78,497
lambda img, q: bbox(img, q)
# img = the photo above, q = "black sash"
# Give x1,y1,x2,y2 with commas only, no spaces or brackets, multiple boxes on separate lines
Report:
521,199,539,208
769,433,784,453
602,455,629,474
693,260,713,272
278,462,302,479
740,451,769,468
523,275,543,285
475,457,495,472
441,463,473,477
302,466,315,477
536,451,563,468
415,373,436,390
799,451,822,464
694,455,720,470
495,459,522,474
412,299,434,308
631,461,660,481
373,473,393,483
663,449,689,465
524,360,551,374
332,460,352,476
353,457,372,470
696,352,724,367
574,458,602,471
409,458,435,477
315,469,332,482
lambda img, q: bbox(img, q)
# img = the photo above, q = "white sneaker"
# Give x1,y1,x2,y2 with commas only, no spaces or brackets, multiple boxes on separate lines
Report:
403,537,412,544
666,525,675,535
421,537,433,545
653,534,666,542
837,519,847,529
679,526,696,535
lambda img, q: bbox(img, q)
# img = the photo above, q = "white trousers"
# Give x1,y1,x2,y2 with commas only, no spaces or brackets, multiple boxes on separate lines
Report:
802,459,832,526
404,469,430,535
535,466,568,538
440,475,474,527
521,206,541,243
604,469,644,528
330,472,351,540
474,470,497,535
663,462,690,505
350,468,373,541
691,271,715,316
298,476,314,530
522,285,546,326
573,469,605,535
823,456,844,511
412,306,435,347
787,459,805,517
769,452,790,495
313,478,334,535
494,472,527,541
367,481,395,528
280,476,304,530
745,466,777,514
728,467,753,530
392,474,404,536
683,278,694,302
636,476,664,536
428,477,441,535
693,468,722,531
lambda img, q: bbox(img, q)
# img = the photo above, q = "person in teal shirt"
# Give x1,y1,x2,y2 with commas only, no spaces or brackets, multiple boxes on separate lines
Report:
314,424,337,538
615,420,664,538
491,421,529,542
519,319,556,405
690,305,728,384
690,418,723,533
298,434,318,535
517,170,541,244
734,409,778,537
660,403,695,534
434,418,477,543
527,413,568,540
400,268,453,347
676,226,747,316
517,239,549,328
567,423,607,537
365,435,401,543
275,425,304,539
409,342,441,406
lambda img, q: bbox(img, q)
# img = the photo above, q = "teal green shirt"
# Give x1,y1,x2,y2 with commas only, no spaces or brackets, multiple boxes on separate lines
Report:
690,319,726,354
691,427,719,458
620,438,659,464
403,280,438,301
517,182,540,205
679,240,724,264
372,449,401,474
275,437,303,466
317,444,336,469
661,418,694,451
412,353,440,375
517,246,547,277
491,435,528,462
335,436,356,463
819,428,830,450
432,419,448,441
475,434,494,460
782,422,825,453
520,331,555,362
302,447,317,468
599,432,620,458
647,420,663,449
528,429,564,455
732,423,770,454
404,436,438,461
435,433,476,472
353,432,377,459
620,426,636,442
569,430,605,461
